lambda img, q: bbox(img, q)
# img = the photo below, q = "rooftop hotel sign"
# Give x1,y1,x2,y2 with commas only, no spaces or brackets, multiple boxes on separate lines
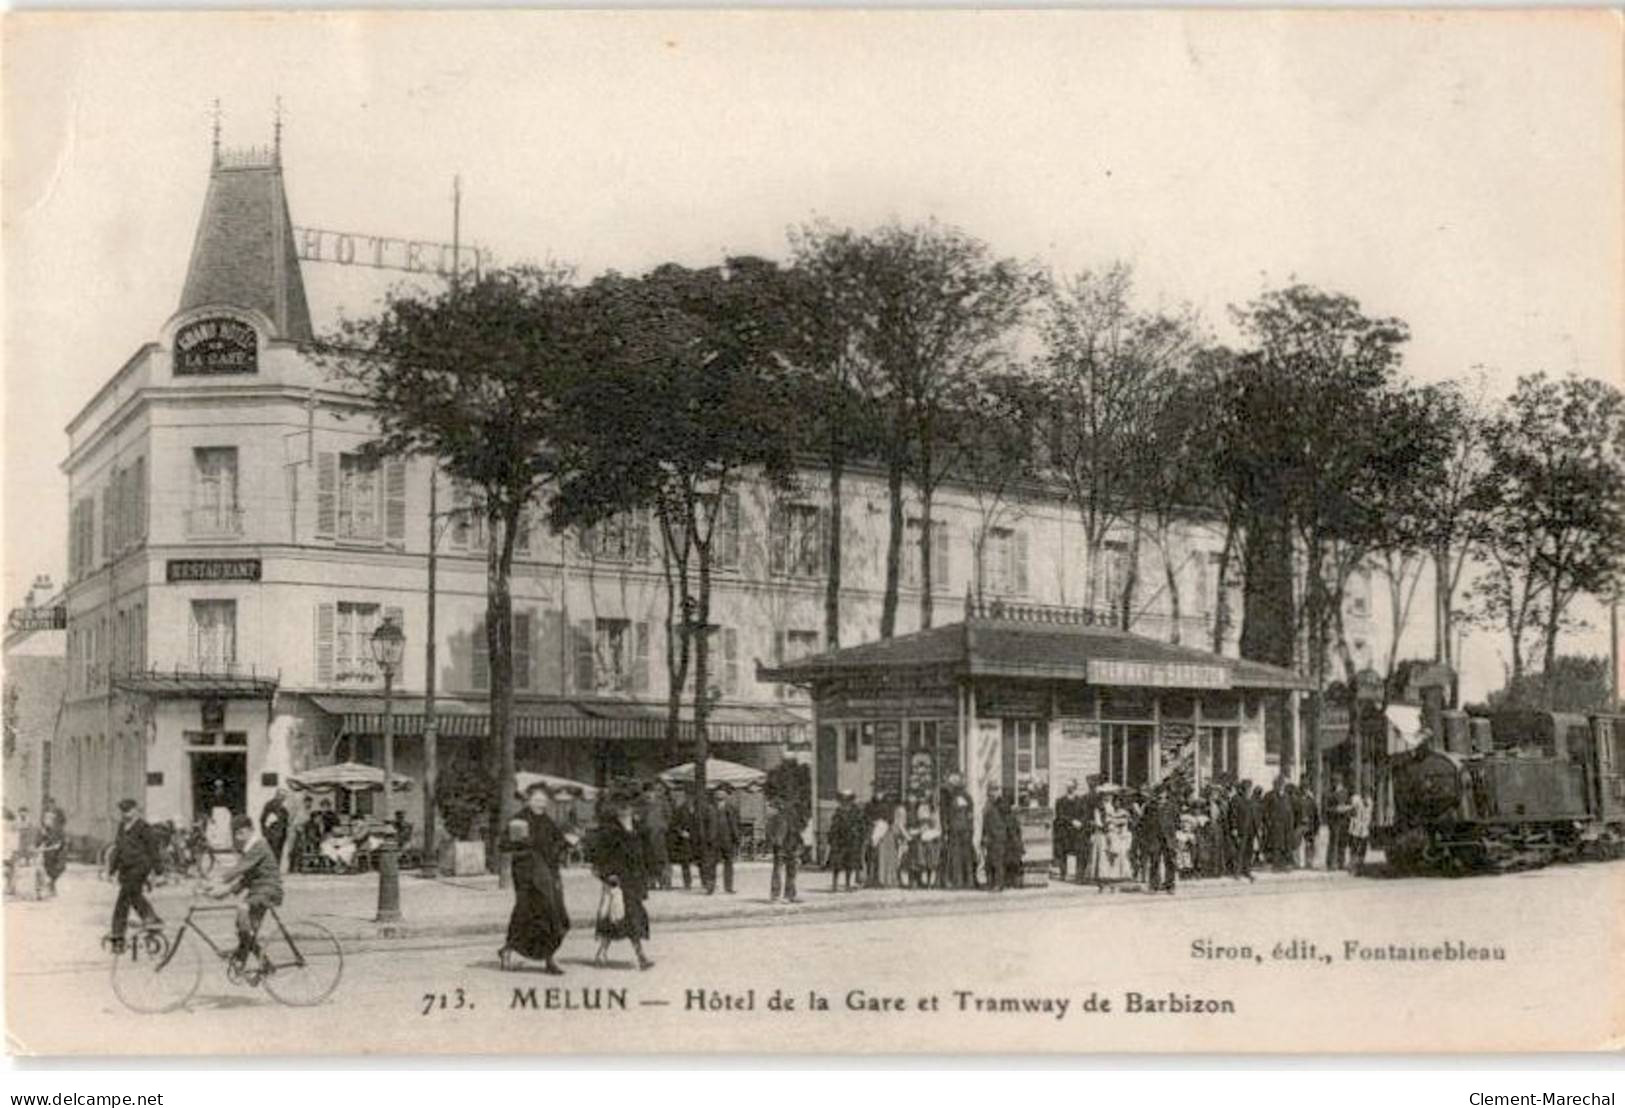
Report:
293,226,491,277
175,316,257,375
1087,658,1230,690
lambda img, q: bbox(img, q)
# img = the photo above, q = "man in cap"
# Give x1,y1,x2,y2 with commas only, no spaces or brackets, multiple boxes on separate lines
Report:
828,790,863,892
698,784,740,895
1144,782,1181,894
764,796,803,903
106,799,163,945
1228,779,1258,882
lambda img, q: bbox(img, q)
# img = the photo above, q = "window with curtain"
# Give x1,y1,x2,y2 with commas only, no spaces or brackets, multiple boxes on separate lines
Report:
190,600,236,672
190,447,240,536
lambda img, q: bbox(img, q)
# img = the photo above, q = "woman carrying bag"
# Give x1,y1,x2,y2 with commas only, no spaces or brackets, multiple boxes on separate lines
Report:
589,795,654,971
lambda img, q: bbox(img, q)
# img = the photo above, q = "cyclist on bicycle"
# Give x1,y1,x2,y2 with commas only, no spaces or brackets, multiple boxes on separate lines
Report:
207,814,284,967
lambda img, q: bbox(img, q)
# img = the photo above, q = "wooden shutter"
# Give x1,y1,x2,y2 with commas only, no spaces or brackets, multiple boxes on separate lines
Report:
573,620,595,693
315,452,337,539
768,504,787,576
315,603,336,685
817,506,831,575
723,627,739,695
932,521,950,593
718,494,740,568
513,611,532,691
472,619,489,691
634,511,651,562
98,491,109,562
632,622,650,694
385,459,407,544
537,610,565,693
1013,530,1029,594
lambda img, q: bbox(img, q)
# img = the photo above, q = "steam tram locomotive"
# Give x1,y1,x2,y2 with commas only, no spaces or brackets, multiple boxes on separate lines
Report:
1384,711,1625,873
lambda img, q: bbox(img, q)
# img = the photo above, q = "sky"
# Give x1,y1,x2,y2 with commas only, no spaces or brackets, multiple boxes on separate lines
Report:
3,10,1621,701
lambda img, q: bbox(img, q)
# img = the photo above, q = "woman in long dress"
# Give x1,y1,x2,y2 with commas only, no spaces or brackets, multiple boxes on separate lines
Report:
589,799,653,970
873,806,903,888
1101,797,1134,885
499,782,571,974
1085,794,1109,887
910,799,941,889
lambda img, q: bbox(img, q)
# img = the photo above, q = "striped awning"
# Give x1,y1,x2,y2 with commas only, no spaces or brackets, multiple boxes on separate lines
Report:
308,694,808,747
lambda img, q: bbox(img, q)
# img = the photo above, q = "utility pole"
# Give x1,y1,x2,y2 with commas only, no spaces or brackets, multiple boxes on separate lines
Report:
419,175,459,878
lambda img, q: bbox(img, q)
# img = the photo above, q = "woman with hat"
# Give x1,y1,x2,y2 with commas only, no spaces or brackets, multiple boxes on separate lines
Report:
498,781,571,974
588,791,654,970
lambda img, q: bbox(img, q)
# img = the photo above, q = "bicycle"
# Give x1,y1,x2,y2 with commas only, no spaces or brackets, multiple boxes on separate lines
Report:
106,893,343,1013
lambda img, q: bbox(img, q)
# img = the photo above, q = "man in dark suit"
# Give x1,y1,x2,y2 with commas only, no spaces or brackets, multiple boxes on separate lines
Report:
698,786,740,895
259,788,290,870
1228,779,1257,882
106,799,163,944
1145,784,1181,894
1052,780,1085,882
980,786,1009,892
669,791,695,890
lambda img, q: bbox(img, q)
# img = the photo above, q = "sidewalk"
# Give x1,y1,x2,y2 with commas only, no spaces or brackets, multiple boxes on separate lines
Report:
289,857,1371,947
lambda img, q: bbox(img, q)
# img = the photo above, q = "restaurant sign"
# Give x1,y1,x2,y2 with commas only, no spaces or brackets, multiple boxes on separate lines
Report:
175,317,258,376
167,559,263,583
7,605,66,632
1087,659,1230,690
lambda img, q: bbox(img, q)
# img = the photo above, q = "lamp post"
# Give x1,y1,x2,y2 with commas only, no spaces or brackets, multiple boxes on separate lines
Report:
371,616,406,924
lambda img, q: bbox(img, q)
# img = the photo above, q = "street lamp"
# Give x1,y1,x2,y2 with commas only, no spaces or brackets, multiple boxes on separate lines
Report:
370,616,406,924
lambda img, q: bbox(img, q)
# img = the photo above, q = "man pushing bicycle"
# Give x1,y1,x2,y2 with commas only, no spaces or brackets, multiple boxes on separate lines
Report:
206,813,284,968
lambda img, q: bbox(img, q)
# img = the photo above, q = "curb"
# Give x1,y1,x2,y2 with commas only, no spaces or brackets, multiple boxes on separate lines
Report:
318,867,1358,949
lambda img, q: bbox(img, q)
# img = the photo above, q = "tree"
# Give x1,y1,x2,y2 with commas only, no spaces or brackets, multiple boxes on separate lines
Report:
552,259,798,806
855,221,1036,634
1129,362,1213,643
319,266,587,862
783,224,884,651
954,368,1044,607
1486,654,1614,713
1042,264,1200,629
1474,373,1625,699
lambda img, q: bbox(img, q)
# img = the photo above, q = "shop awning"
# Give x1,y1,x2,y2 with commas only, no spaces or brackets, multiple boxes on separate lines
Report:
308,693,808,747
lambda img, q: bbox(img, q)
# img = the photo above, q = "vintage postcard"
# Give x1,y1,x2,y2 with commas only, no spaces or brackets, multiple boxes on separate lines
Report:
3,9,1623,1056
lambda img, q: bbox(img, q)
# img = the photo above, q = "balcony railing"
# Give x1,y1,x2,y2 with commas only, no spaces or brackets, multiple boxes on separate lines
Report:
186,507,245,538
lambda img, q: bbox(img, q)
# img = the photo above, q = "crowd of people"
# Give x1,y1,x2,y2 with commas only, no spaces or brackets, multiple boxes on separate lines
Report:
2,797,68,898
1051,773,1376,892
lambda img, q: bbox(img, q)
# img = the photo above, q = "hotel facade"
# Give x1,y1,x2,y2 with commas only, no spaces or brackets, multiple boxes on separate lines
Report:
51,142,1374,848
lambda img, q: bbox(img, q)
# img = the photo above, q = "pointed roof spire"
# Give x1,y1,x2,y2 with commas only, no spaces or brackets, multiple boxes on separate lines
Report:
177,106,313,343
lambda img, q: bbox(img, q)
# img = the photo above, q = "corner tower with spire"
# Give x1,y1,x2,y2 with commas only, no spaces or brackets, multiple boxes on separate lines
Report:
175,102,313,343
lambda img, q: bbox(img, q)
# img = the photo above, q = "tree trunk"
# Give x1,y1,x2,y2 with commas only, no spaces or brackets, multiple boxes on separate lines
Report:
1162,541,1182,645
1212,518,1237,654
880,453,905,640
659,507,692,767
691,529,714,838
1433,544,1450,665
919,489,935,631
487,500,519,885
824,449,845,651
1119,512,1142,632
1239,501,1296,669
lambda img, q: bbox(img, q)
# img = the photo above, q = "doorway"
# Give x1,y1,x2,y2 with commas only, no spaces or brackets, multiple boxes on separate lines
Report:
190,750,248,824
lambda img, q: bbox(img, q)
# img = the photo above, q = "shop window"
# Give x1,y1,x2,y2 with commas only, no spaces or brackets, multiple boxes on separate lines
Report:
1100,722,1152,787
1002,719,1049,808
1200,725,1240,780
190,447,241,536
1099,687,1154,721
1201,690,1241,721
190,600,236,672
1160,693,1197,721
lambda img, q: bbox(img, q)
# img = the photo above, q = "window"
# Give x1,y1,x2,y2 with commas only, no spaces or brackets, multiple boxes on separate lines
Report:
687,626,740,697
769,503,825,577
317,452,406,544
981,526,1029,596
1199,725,1240,780
773,629,819,700
1094,541,1131,621
190,600,236,672
70,498,95,580
190,447,240,536
707,493,741,571
1100,723,1152,787
1003,719,1048,808
339,453,381,540
1349,568,1372,617
129,603,145,673
571,618,649,694
472,611,533,691
335,602,382,683
902,519,951,591
579,511,651,563
843,724,859,763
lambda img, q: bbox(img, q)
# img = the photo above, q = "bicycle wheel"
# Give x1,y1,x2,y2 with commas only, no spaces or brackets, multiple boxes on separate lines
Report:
110,931,201,1014
260,918,343,1007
